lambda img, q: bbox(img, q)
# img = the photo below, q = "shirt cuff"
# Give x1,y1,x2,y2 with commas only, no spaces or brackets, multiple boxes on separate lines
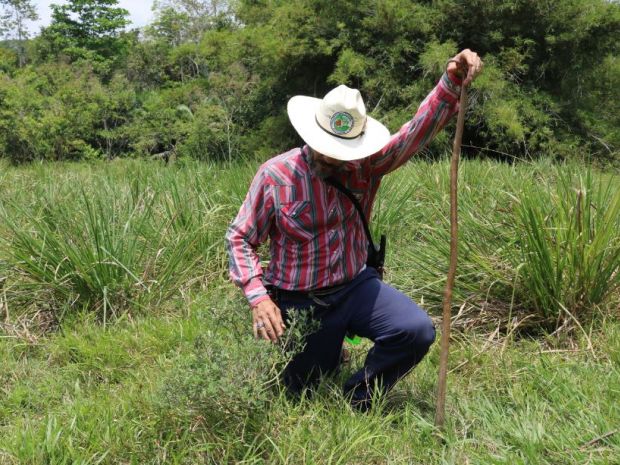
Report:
242,277,270,307
437,72,462,105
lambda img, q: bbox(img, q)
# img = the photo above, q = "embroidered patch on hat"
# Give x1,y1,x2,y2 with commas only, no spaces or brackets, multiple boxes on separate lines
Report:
330,112,354,135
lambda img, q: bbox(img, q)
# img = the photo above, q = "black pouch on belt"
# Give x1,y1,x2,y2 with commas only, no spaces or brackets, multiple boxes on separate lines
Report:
366,234,386,280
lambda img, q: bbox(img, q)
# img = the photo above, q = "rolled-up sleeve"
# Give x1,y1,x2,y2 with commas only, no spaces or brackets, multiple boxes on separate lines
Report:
225,167,275,307
370,72,463,176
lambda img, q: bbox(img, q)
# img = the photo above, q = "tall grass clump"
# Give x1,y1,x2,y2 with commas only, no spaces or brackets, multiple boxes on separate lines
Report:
377,159,619,330
381,159,535,314
0,174,220,322
516,169,620,324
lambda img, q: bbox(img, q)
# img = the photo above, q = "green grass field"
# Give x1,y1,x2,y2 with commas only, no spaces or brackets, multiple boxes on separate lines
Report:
0,158,618,464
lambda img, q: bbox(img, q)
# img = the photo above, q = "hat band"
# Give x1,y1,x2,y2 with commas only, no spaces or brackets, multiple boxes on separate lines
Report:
315,115,366,140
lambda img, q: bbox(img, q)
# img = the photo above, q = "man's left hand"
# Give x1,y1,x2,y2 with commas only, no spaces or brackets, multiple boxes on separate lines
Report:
447,49,484,87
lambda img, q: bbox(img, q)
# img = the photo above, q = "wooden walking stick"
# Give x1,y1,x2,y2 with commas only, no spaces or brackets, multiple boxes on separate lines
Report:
435,73,468,429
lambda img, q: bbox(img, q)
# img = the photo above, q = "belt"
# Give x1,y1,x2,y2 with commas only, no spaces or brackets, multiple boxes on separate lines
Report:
268,282,347,303
308,283,346,296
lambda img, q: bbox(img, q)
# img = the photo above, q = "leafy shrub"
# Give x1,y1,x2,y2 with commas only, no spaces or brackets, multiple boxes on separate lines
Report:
0,64,137,162
155,308,317,461
159,332,283,436
0,47,17,73
125,82,205,157
177,100,236,161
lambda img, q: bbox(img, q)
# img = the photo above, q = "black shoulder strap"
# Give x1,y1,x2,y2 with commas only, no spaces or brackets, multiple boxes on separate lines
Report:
325,176,375,247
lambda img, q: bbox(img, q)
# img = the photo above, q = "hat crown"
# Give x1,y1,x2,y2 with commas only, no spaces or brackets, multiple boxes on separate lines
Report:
316,85,367,139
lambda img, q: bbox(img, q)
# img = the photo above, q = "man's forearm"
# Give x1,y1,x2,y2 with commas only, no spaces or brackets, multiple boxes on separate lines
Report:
370,71,462,176
225,227,270,307
225,164,275,307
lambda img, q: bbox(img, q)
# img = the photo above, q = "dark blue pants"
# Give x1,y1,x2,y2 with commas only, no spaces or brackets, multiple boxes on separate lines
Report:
275,267,436,409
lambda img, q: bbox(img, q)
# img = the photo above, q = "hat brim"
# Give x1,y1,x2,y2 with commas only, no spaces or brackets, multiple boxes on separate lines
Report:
287,95,391,161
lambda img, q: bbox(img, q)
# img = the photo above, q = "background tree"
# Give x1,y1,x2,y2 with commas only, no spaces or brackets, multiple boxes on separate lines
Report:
153,0,233,43
37,0,130,72
146,7,190,47
0,0,38,67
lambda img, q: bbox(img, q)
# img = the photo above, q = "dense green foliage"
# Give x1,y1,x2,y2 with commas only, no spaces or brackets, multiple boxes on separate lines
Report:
0,0,38,67
0,0,619,164
1,3,618,461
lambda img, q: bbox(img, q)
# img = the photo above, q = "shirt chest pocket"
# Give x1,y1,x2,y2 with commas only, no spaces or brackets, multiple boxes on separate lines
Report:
278,201,315,242
273,185,316,242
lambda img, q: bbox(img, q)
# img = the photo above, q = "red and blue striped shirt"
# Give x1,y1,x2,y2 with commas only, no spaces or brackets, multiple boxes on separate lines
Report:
226,72,462,306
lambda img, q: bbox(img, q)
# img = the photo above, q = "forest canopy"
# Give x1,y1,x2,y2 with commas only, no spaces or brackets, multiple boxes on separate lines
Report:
0,0,618,164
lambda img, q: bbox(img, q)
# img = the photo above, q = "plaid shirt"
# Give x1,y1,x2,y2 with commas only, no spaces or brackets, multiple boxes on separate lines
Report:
226,72,462,306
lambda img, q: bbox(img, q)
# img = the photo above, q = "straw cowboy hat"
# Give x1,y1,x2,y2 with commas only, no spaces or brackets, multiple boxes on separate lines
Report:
287,85,391,161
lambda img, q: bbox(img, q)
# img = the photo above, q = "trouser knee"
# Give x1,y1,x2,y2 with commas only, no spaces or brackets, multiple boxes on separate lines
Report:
416,318,436,352
401,314,436,356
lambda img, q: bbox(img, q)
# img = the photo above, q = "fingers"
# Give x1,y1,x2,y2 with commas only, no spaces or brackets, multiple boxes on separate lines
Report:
469,55,483,84
465,66,474,86
252,299,286,343
253,320,271,340
259,317,278,342
258,322,272,341
457,49,483,86
267,308,286,339
253,315,272,342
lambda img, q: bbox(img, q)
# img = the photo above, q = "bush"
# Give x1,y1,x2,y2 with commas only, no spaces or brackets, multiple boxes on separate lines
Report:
125,82,206,158
154,307,317,461
0,64,136,162
159,332,283,437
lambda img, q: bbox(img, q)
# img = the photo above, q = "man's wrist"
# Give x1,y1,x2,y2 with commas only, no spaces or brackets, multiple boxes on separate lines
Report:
242,275,269,307
249,293,271,308
438,72,462,104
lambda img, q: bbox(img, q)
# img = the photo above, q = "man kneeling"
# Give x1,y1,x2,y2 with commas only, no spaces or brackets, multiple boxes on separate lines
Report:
226,49,483,410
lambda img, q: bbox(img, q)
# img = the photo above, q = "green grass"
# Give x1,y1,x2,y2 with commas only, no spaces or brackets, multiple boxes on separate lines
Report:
0,158,619,464
0,286,618,464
